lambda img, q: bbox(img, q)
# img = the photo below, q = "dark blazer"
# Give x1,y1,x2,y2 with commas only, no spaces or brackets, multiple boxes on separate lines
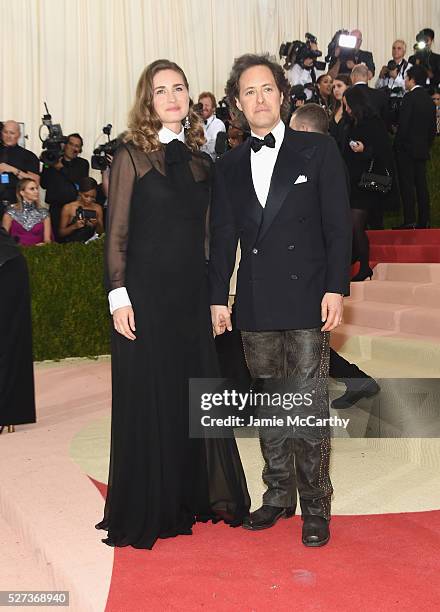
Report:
209,128,352,332
353,83,388,123
394,86,436,160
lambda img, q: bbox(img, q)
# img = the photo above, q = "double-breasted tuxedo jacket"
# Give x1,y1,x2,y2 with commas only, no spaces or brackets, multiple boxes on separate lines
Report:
209,127,352,331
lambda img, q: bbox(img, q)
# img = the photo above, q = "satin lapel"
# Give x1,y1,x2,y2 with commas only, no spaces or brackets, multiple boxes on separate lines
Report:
257,139,305,242
230,139,262,228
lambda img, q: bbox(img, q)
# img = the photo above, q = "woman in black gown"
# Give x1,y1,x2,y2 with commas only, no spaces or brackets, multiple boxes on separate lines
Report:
0,228,36,432
96,60,250,549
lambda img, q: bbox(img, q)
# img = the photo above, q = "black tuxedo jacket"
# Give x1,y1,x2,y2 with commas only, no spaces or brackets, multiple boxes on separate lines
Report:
208,128,352,331
354,83,388,123
395,87,436,160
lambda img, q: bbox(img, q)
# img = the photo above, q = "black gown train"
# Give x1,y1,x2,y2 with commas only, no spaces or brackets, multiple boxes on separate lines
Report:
96,140,250,549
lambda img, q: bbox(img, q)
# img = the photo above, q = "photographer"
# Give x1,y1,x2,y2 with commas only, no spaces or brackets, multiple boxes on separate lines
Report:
0,121,40,210
58,176,103,242
408,28,440,88
328,29,375,80
198,92,226,160
284,34,326,100
376,40,410,91
40,133,89,241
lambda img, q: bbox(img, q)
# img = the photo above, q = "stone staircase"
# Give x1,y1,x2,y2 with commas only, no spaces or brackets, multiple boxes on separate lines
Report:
331,263,440,378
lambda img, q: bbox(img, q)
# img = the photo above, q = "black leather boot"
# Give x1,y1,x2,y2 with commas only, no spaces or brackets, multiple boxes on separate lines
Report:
302,515,330,547
242,504,296,531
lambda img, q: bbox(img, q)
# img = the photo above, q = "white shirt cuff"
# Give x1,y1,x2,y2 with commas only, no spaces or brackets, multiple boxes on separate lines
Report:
108,287,132,315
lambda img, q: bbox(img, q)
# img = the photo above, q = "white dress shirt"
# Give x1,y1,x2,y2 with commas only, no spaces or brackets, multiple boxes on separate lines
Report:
201,115,226,160
286,64,325,100
250,120,285,207
375,60,411,93
108,126,185,314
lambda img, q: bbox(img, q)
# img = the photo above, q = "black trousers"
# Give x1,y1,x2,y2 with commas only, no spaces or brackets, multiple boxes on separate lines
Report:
241,329,332,519
329,347,367,380
396,151,430,226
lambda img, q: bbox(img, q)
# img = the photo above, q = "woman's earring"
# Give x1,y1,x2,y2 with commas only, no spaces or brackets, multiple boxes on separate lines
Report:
184,115,190,129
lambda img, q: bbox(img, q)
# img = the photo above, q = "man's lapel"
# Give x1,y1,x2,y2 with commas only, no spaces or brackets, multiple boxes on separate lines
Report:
230,139,263,229
258,130,316,243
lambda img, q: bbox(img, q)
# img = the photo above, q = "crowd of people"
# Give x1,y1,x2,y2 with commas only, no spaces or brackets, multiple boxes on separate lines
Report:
1,28,438,252
0,25,439,553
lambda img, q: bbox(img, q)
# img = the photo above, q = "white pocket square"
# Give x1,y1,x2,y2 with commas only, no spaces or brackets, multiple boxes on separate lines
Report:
294,175,308,184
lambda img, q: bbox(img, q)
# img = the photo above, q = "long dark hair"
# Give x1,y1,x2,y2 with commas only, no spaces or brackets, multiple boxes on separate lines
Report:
332,74,352,116
343,86,377,125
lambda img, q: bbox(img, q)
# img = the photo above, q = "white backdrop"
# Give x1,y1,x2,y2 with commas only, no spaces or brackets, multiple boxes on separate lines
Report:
1,0,439,160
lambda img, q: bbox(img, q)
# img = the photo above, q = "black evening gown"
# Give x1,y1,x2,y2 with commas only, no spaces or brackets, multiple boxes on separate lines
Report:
0,229,36,426
96,140,250,549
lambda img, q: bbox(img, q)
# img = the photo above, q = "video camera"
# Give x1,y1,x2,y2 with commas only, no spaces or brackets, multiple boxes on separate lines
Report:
326,30,358,64
91,125,121,171
289,85,308,107
280,33,325,72
215,97,231,123
39,103,68,167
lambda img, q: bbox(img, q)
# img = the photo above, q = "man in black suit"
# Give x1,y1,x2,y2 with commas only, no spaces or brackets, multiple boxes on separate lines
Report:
209,54,351,547
394,65,436,228
351,64,388,124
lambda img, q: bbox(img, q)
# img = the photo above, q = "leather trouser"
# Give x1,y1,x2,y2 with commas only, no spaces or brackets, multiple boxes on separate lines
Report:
241,329,332,520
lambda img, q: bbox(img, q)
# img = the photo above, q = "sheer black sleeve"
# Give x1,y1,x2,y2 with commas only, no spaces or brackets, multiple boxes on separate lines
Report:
105,145,136,291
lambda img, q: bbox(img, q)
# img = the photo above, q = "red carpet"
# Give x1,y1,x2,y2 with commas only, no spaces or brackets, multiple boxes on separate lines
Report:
368,229,440,263
93,480,440,611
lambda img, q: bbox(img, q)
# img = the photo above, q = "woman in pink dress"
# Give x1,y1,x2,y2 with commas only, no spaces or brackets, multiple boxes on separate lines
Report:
2,178,52,246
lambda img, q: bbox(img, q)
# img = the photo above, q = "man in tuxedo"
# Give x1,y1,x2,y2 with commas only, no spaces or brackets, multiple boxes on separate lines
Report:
394,65,436,228
351,64,388,124
209,54,351,547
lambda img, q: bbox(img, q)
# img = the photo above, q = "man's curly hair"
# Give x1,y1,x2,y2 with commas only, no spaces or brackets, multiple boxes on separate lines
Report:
225,53,291,129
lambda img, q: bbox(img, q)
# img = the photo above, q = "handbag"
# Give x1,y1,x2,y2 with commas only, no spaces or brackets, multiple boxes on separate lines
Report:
358,159,392,194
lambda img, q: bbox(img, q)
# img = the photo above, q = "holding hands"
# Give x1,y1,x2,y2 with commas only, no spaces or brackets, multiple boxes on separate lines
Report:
211,305,232,336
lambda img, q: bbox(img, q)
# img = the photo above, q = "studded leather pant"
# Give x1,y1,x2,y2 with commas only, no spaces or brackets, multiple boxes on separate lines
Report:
241,329,332,519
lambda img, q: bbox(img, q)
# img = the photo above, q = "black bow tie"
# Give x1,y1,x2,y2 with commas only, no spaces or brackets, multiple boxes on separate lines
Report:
250,132,276,152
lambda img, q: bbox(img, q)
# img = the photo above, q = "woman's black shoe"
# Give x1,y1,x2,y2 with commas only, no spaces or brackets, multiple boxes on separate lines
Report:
351,267,373,282
331,377,380,409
